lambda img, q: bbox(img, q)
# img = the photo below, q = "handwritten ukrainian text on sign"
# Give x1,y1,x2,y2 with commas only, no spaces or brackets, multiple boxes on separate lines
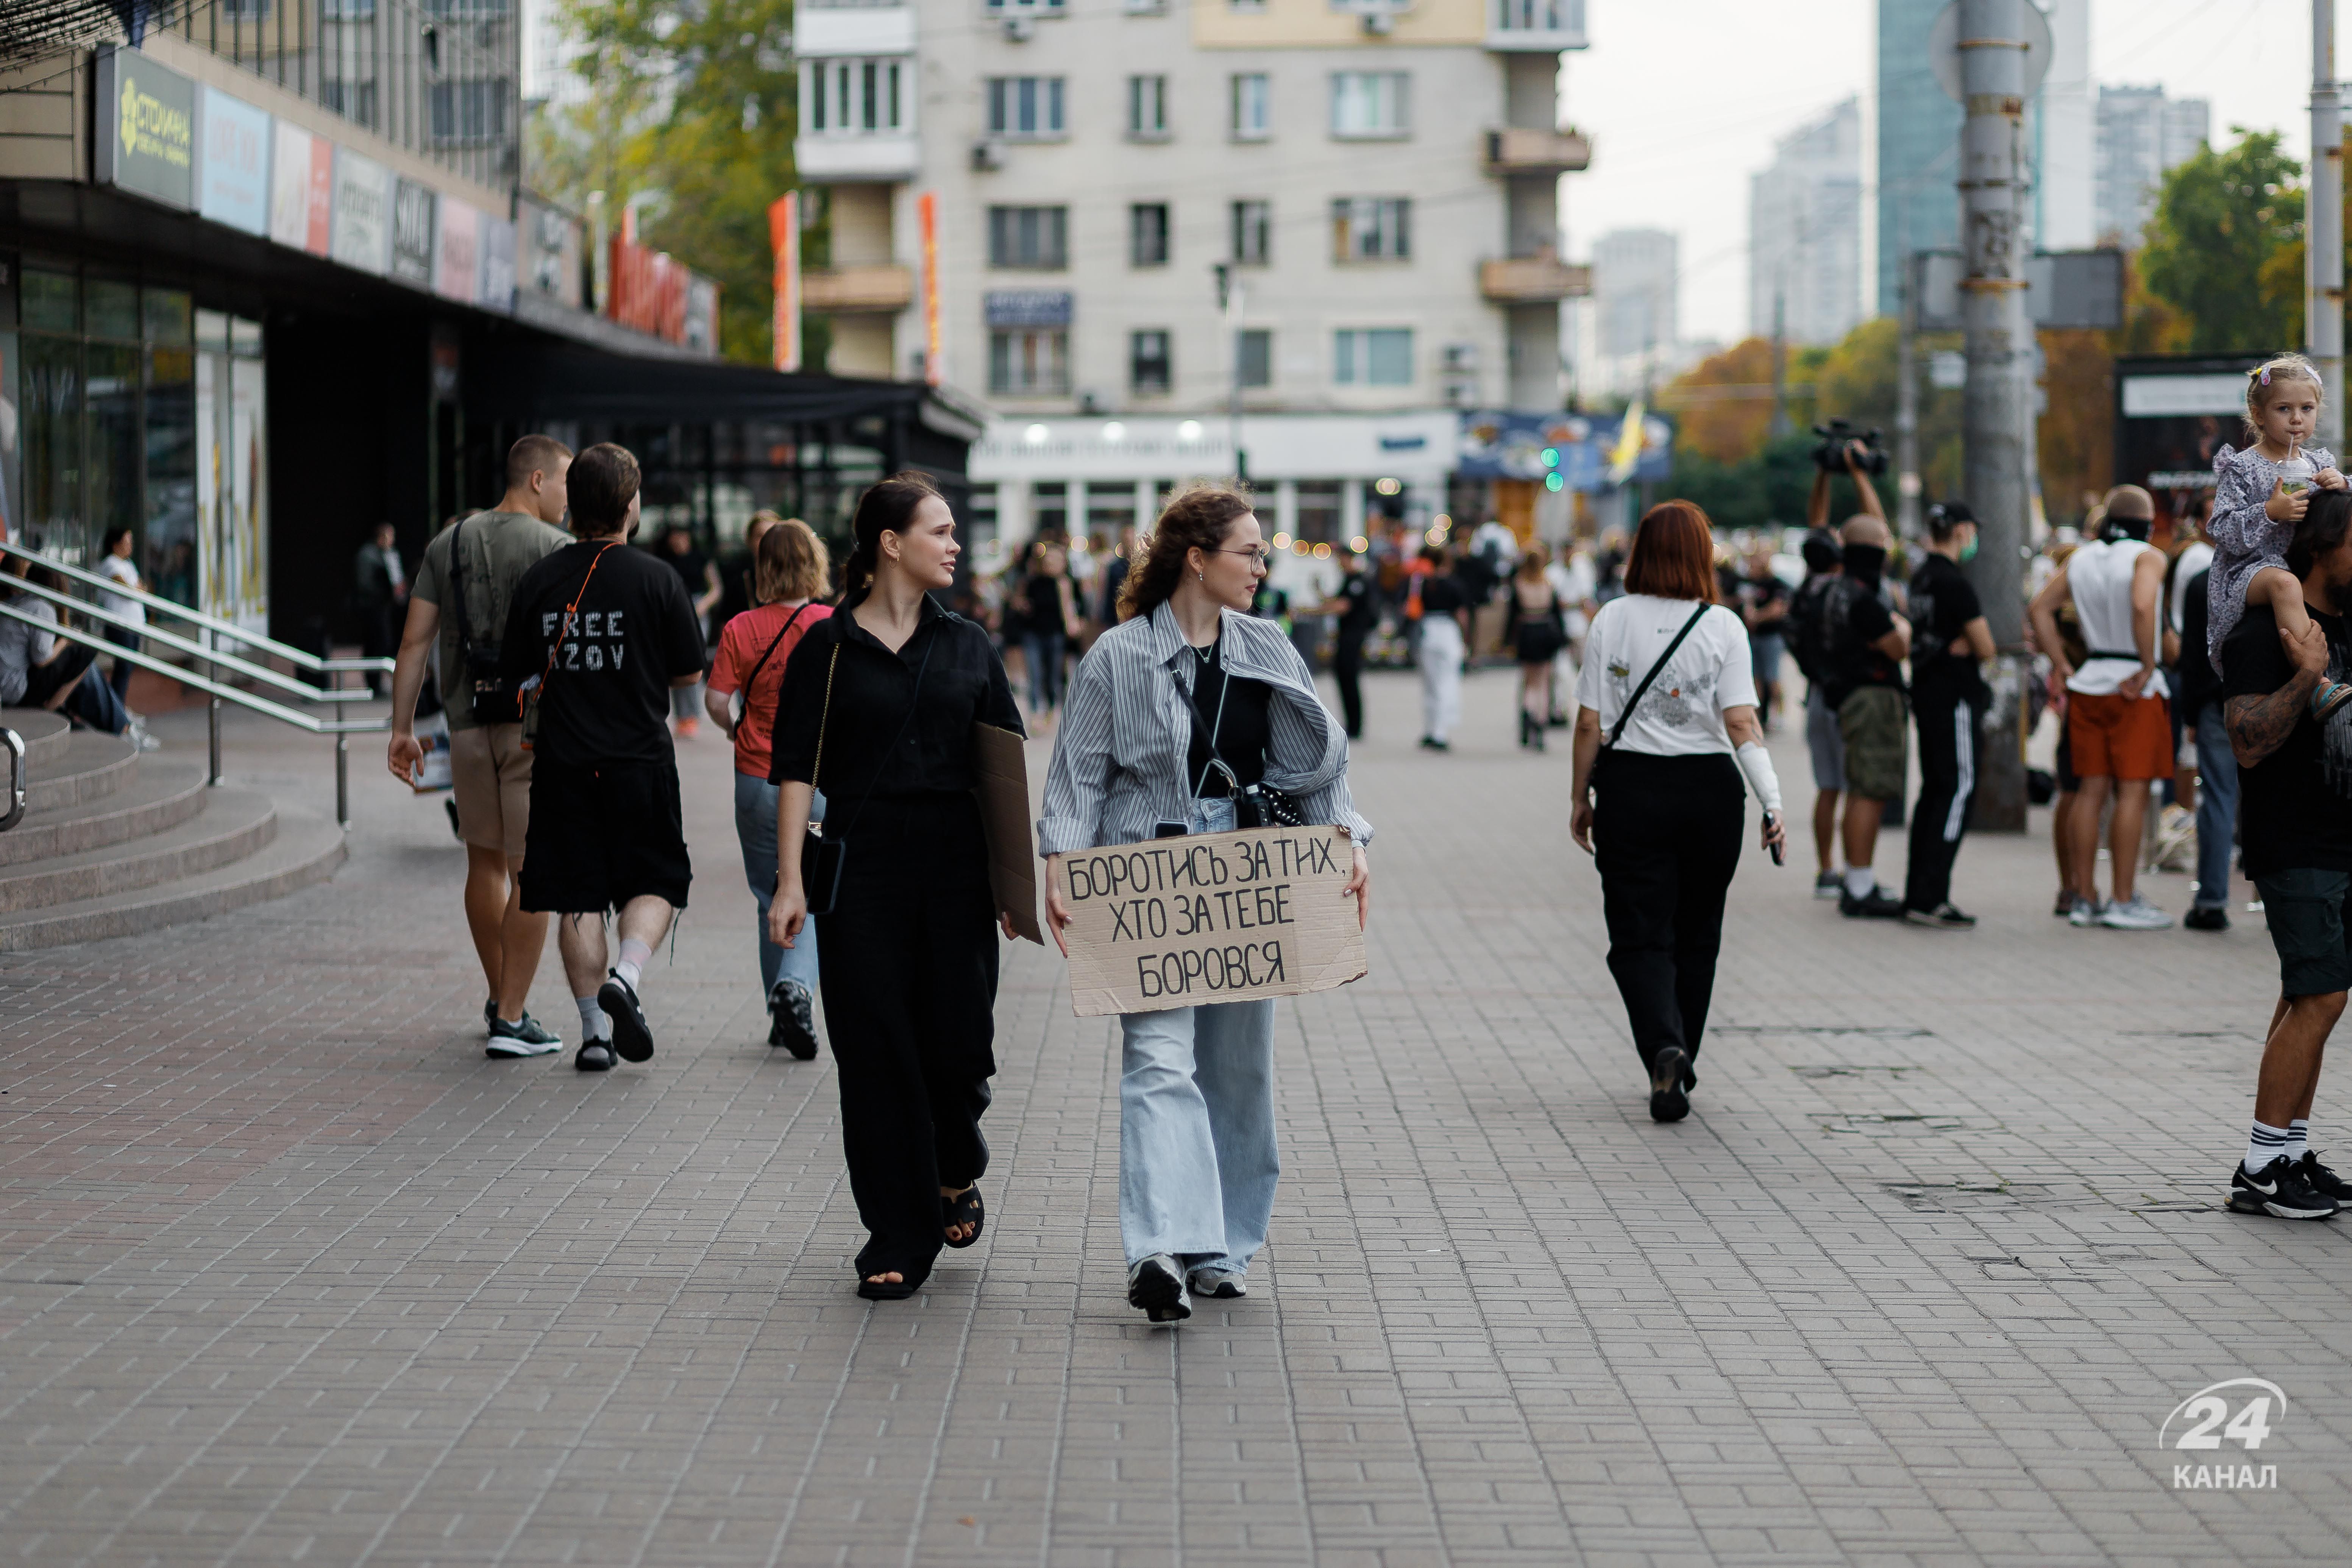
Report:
1054,824,1364,1017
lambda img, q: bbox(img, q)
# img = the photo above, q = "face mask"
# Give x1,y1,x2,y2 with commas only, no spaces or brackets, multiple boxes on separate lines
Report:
1842,543,1886,583
1958,532,1979,563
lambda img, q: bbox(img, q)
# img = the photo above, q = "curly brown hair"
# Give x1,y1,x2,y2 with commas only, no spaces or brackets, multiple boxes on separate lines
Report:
1115,481,1257,621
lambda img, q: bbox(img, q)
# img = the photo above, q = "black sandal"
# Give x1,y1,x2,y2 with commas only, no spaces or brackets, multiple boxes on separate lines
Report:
942,1186,984,1248
856,1273,918,1301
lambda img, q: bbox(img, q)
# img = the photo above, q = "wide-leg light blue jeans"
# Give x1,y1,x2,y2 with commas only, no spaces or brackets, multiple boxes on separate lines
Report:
2193,704,2238,911
734,772,823,1003
1117,796,1280,1274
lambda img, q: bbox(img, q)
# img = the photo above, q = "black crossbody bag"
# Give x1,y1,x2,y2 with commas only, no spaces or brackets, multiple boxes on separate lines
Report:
801,624,938,916
1173,658,1306,830
447,520,519,724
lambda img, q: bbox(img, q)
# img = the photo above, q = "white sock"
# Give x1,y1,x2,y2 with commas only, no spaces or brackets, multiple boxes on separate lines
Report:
2286,1119,2310,1163
1843,867,1876,899
576,995,612,1041
2246,1119,2291,1174
615,938,652,993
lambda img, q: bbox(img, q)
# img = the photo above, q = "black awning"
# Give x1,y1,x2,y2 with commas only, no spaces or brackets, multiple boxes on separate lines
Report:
467,338,978,432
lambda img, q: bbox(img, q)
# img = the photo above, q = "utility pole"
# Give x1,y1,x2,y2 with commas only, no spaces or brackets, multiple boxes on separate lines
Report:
1896,257,1921,541
1957,0,2030,832
2313,0,2345,450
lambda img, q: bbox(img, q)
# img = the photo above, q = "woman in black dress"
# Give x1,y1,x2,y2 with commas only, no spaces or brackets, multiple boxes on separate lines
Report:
1503,543,1569,750
768,472,1025,1300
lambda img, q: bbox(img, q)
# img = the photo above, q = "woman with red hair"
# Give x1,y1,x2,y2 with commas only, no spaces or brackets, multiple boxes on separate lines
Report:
1568,501,1787,1122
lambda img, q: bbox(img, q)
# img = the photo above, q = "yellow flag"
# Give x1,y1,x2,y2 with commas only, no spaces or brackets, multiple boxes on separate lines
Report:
1608,399,1646,485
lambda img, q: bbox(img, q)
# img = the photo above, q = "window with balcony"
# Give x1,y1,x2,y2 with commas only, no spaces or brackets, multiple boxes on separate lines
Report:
1494,0,1582,33
1238,329,1272,388
431,79,510,143
1130,204,1170,266
1330,72,1408,138
1231,200,1271,265
1131,330,1172,395
992,329,1070,395
986,0,1066,11
1334,328,1413,386
988,77,1066,139
989,206,1069,269
1127,75,1168,139
805,58,906,134
1125,0,1167,12
1230,73,1270,141
1332,197,1410,261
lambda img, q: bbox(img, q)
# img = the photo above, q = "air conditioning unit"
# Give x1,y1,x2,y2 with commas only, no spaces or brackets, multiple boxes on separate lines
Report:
1443,377,1478,409
1004,14,1034,41
971,140,1005,172
1442,341,1479,374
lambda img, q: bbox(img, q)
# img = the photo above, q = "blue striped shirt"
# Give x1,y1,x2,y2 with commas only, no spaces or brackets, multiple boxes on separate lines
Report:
1038,600,1373,855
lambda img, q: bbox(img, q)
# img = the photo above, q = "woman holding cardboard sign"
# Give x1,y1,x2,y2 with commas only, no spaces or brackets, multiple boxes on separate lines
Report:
1040,483,1373,1325
768,473,1025,1302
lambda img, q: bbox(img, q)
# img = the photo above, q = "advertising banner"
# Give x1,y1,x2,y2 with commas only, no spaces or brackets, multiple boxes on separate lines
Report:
769,192,800,372
329,148,392,275
521,197,582,307
268,122,331,255
1455,410,1672,491
918,190,942,386
478,215,517,314
391,178,437,287
1051,824,1366,1017
197,87,270,236
434,198,479,303
95,46,195,212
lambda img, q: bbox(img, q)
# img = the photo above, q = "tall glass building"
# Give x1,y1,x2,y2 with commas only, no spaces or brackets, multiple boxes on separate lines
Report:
1876,0,1963,318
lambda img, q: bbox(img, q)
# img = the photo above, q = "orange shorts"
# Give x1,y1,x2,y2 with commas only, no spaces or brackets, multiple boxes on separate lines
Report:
2066,690,2173,781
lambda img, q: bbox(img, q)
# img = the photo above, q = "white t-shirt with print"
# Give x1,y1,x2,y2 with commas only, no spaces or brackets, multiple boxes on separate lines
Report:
1574,594,1757,757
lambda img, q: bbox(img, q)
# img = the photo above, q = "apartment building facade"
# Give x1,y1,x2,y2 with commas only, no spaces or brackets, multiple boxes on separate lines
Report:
796,0,1590,551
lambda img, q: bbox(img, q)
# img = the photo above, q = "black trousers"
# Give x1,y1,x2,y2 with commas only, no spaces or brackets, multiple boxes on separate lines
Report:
1592,750,1744,1076
815,793,999,1285
1904,686,1984,914
1333,635,1366,738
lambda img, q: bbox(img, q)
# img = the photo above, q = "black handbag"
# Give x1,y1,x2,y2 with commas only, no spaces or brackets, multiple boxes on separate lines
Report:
1174,663,1306,830
799,625,937,916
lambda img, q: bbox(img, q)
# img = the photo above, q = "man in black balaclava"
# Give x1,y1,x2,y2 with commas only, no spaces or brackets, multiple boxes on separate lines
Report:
1817,515,1912,916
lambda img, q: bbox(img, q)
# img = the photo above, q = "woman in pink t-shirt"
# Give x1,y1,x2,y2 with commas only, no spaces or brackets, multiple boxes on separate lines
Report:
705,519,834,1055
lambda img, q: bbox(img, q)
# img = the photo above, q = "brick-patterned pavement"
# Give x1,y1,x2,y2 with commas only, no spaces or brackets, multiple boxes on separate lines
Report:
2,673,2349,1566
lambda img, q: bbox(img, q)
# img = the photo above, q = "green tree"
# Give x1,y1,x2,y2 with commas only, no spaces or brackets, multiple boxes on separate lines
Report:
533,0,801,367
2141,129,2304,354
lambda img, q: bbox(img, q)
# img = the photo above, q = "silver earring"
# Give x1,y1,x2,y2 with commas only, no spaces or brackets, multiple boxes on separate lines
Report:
1196,570,1204,581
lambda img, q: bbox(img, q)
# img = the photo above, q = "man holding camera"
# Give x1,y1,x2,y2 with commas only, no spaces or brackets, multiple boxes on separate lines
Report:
1795,435,1900,908
388,434,574,1056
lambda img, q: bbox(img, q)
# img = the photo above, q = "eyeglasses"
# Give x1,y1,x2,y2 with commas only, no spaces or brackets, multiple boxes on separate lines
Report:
1215,548,1272,567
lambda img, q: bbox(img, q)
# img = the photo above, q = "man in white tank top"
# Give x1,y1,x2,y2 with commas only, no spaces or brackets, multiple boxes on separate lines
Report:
2027,486,2175,930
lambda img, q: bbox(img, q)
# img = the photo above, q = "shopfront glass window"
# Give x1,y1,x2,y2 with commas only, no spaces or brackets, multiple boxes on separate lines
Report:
146,340,197,607
86,343,141,562
21,267,76,333
144,287,193,347
86,279,140,342
22,336,81,560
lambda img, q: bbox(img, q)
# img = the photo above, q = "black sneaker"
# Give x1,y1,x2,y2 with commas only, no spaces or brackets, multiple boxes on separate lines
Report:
483,996,498,1030
1649,1045,1691,1123
2185,904,2230,931
576,1039,616,1073
598,971,655,1063
769,979,818,1060
1903,902,1978,930
485,1012,564,1058
1127,1253,1191,1323
2298,1150,2352,1201
1839,888,1906,919
2228,1155,2340,1219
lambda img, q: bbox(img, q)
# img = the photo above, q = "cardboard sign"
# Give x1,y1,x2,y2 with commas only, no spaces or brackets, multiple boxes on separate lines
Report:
1054,824,1364,1017
970,722,1042,944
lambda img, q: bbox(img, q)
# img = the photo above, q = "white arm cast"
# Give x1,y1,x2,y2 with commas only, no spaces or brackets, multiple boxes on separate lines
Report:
1735,740,1783,814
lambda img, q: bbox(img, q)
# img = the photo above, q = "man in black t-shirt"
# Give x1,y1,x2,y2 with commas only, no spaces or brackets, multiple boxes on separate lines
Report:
1315,554,1380,738
502,443,709,1073
1901,502,1996,927
2215,493,2352,1219
1817,516,1911,918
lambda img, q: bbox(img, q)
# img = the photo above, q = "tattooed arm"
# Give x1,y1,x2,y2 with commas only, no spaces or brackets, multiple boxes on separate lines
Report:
2226,616,2331,768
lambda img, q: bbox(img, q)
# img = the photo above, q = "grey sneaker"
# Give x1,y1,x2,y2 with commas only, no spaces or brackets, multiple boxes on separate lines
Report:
1813,869,1843,900
2068,897,2105,928
1188,1269,1247,1299
2099,893,2174,931
1127,1253,1191,1324
486,1012,563,1058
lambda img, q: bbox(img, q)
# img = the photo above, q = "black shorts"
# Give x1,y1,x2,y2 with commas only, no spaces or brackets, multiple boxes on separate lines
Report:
520,758,692,914
2255,869,2352,998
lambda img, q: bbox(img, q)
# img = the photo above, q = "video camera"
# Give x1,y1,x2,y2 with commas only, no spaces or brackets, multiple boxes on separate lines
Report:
1812,420,1888,477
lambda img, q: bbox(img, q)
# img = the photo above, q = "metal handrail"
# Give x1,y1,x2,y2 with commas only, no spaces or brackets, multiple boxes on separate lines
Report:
0,727,23,834
0,577,377,705
0,598,385,828
0,539,391,677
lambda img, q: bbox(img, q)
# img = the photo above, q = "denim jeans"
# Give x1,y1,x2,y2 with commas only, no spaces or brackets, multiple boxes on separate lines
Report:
1117,795,1280,1273
2193,703,2238,910
733,772,823,1003
1024,631,1066,711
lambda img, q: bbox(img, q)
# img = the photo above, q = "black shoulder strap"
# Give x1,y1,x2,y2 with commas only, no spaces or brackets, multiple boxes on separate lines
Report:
1607,604,1711,750
741,602,813,694
446,519,475,652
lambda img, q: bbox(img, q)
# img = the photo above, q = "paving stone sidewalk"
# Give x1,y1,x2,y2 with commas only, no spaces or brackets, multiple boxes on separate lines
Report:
2,671,2349,1566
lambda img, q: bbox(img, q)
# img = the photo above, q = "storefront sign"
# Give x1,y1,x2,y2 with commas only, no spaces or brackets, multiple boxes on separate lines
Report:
391,178,437,287
685,277,719,354
985,289,1070,328
769,192,800,372
95,47,195,211
478,216,517,314
197,87,270,236
329,148,392,275
434,198,479,303
268,122,332,255
918,190,942,385
521,197,582,307
1052,825,1366,1017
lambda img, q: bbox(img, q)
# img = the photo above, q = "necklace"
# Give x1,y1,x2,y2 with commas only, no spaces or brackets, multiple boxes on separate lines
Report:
1193,636,1217,666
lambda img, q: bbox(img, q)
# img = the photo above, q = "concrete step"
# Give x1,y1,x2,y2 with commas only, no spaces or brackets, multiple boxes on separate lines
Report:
0,760,208,867
0,708,71,773
23,731,137,814
0,807,345,951
0,787,276,914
